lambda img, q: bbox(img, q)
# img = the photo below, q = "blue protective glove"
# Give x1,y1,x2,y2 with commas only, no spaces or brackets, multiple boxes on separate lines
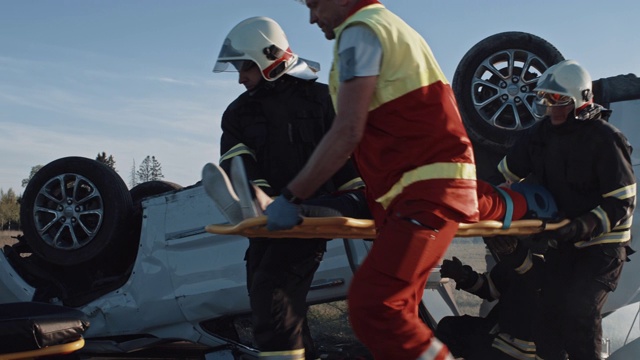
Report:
265,195,303,231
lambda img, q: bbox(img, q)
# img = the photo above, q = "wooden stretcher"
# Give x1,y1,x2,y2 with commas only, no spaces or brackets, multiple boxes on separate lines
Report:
205,216,570,239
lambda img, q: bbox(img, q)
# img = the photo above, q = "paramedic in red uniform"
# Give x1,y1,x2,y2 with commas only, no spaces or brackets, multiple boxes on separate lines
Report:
266,1,479,358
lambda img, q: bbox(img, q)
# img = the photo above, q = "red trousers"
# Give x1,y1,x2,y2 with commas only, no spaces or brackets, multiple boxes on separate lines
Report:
348,202,458,360
347,181,526,359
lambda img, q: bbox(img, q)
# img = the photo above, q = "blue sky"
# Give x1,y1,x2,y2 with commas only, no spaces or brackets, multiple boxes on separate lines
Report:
1,0,638,194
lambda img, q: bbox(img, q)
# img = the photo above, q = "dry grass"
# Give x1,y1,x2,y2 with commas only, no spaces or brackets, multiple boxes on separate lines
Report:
0,230,20,247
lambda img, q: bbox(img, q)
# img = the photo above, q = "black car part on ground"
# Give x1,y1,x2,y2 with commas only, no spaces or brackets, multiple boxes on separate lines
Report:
0,301,89,353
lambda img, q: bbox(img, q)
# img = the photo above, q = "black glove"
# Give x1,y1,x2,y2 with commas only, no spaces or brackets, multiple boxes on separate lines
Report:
440,257,474,289
558,213,599,243
537,213,600,244
485,235,518,256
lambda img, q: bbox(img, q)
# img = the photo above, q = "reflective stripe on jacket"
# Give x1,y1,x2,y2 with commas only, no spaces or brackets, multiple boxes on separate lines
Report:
259,349,305,360
220,75,363,197
498,116,636,247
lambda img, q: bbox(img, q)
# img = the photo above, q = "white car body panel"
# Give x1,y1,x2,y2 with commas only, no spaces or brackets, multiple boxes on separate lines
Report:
0,182,433,353
602,99,640,316
54,184,382,348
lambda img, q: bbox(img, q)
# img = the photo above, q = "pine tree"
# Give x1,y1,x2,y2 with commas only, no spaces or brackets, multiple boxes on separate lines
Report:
149,156,164,181
137,156,152,183
0,188,20,230
96,152,117,171
129,159,138,188
136,156,164,184
21,165,43,188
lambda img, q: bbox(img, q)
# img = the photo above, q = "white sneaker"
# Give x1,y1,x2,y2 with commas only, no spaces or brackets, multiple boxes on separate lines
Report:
230,156,263,219
201,163,244,224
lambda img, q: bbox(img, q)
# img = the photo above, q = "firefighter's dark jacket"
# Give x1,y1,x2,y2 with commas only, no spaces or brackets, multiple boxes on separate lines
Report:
219,74,363,197
499,108,636,248
457,243,542,347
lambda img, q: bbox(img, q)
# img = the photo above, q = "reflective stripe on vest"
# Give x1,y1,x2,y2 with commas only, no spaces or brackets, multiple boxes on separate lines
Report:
375,162,476,209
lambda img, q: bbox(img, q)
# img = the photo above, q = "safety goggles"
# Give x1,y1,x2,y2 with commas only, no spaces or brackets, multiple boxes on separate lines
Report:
536,91,573,106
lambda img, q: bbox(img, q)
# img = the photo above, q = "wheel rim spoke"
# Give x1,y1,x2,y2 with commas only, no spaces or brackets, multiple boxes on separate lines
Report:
32,173,104,250
472,48,551,131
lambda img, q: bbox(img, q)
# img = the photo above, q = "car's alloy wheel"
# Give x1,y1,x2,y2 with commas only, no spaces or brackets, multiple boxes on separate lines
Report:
453,31,565,152
20,156,133,266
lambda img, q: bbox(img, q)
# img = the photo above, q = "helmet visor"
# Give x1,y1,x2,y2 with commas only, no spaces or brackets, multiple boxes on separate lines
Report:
536,91,573,106
213,38,249,73
533,91,574,118
213,60,256,73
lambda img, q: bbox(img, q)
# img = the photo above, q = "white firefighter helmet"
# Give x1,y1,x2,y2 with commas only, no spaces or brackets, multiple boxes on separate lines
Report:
213,16,299,81
533,59,594,118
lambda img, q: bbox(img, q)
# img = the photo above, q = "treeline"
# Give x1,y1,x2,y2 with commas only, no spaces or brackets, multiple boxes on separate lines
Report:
0,152,165,231
0,188,19,231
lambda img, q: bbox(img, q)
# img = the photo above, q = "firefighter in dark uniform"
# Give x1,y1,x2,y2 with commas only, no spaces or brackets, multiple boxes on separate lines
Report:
436,236,543,360
212,17,364,360
498,59,636,360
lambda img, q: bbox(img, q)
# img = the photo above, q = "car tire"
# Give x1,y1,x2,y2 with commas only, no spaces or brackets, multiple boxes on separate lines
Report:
127,180,183,246
453,31,565,153
20,156,134,266
130,180,183,209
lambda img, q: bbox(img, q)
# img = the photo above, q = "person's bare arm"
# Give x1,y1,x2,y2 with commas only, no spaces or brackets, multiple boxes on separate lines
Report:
287,75,377,199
